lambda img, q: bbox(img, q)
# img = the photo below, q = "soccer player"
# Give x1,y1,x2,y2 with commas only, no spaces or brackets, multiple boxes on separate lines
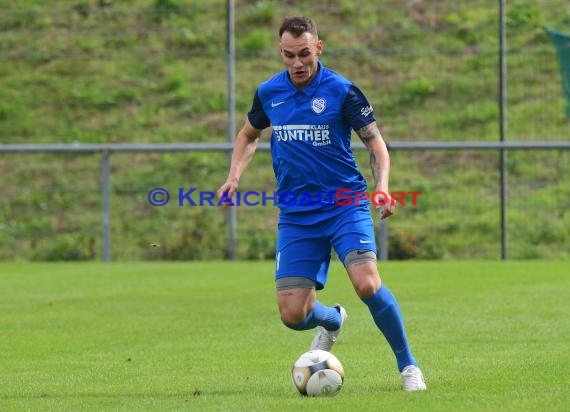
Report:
217,16,426,391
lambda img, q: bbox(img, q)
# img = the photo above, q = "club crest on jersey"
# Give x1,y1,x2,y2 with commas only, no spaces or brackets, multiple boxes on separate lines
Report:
311,98,327,114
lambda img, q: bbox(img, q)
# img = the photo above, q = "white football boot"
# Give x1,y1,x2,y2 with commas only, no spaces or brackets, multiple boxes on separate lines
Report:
310,304,348,351
401,365,427,391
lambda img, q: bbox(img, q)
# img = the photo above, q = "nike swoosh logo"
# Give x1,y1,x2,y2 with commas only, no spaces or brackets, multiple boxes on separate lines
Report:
356,250,369,255
359,240,373,244
271,101,286,108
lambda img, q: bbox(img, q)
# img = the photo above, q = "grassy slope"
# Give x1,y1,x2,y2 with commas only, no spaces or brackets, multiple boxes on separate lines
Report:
0,261,569,411
0,1,569,260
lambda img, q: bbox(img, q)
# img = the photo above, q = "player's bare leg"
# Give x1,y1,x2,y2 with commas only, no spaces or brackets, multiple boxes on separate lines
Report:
277,286,315,325
276,281,346,351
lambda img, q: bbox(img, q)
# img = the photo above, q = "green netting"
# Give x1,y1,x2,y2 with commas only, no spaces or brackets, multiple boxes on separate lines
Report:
546,27,570,118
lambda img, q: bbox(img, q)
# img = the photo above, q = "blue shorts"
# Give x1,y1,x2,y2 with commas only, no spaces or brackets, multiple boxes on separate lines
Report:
275,203,376,290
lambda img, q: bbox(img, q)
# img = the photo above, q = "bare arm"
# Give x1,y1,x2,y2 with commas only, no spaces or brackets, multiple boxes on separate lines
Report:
216,118,262,202
355,121,394,219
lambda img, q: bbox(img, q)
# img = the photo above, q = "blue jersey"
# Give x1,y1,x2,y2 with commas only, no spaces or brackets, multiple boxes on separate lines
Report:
248,62,375,213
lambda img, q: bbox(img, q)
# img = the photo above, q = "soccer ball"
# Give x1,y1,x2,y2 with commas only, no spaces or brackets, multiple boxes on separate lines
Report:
291,350,345,396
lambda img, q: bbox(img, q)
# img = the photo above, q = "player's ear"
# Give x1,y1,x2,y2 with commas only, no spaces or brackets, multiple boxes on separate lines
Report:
316,39,323,55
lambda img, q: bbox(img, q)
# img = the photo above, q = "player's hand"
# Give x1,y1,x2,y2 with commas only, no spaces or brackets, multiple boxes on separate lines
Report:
216,179,238,206
373,192,396,220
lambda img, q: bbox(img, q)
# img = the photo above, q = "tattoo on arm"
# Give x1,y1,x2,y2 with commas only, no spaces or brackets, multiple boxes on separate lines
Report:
356,123,383,184
356,123,380,143
369,151,380,183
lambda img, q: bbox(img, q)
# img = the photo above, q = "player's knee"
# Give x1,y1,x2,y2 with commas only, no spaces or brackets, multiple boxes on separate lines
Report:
354,279,379,299
280,306,307,327
344,250,381,298
276,277,315,326
351,272,382,298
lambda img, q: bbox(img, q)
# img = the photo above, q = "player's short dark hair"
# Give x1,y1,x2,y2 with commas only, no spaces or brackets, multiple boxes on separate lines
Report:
279,16,318,39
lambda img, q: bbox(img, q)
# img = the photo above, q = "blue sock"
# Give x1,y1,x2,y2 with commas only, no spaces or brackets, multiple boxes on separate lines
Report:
287,302,341,331
361,285,417,372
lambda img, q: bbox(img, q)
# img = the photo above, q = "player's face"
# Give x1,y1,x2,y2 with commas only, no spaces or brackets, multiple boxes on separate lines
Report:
280,31,322,89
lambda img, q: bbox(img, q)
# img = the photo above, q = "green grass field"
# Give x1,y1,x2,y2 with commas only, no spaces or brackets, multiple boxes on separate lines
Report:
1,261,569,411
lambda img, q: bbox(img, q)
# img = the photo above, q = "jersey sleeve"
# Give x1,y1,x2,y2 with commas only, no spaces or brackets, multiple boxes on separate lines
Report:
342,84,376,131
247,89,271,130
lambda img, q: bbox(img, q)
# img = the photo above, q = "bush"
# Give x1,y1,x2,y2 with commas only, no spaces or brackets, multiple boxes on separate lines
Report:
398,77,437,106
141,210,227,260
241,230,276,260
242,1,277,26
32,234,96,261
388,228,418,260
240,30,271,53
